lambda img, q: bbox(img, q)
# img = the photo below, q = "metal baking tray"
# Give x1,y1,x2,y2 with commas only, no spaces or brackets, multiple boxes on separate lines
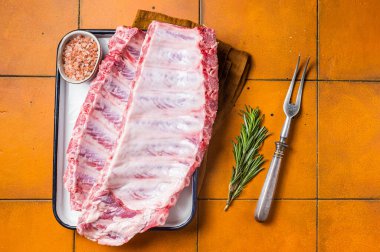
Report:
52,29,197,230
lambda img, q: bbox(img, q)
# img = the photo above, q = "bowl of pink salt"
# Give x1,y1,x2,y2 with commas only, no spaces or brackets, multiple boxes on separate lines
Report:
57,30,102,84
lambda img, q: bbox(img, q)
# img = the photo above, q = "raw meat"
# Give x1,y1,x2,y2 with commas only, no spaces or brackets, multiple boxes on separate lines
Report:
64,27,146,210
77,21,218,246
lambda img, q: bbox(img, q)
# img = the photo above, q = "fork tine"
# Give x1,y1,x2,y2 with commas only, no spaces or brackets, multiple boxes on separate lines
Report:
284,55,300,107
295,57,310,107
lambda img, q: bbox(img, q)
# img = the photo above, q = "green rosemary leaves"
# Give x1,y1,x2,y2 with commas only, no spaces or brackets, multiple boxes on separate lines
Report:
225,106,268,211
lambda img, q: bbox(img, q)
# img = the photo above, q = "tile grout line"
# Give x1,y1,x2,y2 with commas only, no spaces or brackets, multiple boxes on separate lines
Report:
196,201,199,252
0,198,51,201
78,0,81,29
198,198,316,201
316,0,320,251
316,79,380,82
73,231,76,252
198,0,203,25
247,78,380,83
0,75,55,78
317,198,380,201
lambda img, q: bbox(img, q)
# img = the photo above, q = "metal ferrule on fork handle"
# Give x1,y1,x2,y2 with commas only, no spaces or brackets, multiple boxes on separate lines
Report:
274,141,288,158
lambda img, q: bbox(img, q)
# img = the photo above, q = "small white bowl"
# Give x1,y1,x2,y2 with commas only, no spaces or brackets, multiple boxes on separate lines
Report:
57,30,102,84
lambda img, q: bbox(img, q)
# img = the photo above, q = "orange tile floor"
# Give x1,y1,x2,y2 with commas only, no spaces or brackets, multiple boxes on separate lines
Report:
1,0,380,251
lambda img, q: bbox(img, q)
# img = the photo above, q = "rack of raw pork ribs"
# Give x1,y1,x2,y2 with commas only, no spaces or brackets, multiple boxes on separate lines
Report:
62,21,219,246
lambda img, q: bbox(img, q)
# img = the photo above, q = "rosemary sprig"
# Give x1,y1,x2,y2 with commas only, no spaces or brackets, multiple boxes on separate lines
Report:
224,106,268,211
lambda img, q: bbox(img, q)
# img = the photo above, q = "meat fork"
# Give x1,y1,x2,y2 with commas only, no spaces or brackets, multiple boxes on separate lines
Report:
254,55,310,222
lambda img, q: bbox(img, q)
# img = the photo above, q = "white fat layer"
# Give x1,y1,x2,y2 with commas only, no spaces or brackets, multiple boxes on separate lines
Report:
106,26,204,210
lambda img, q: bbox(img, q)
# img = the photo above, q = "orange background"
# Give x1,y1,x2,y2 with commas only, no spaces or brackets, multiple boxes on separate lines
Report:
1,0,380,251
